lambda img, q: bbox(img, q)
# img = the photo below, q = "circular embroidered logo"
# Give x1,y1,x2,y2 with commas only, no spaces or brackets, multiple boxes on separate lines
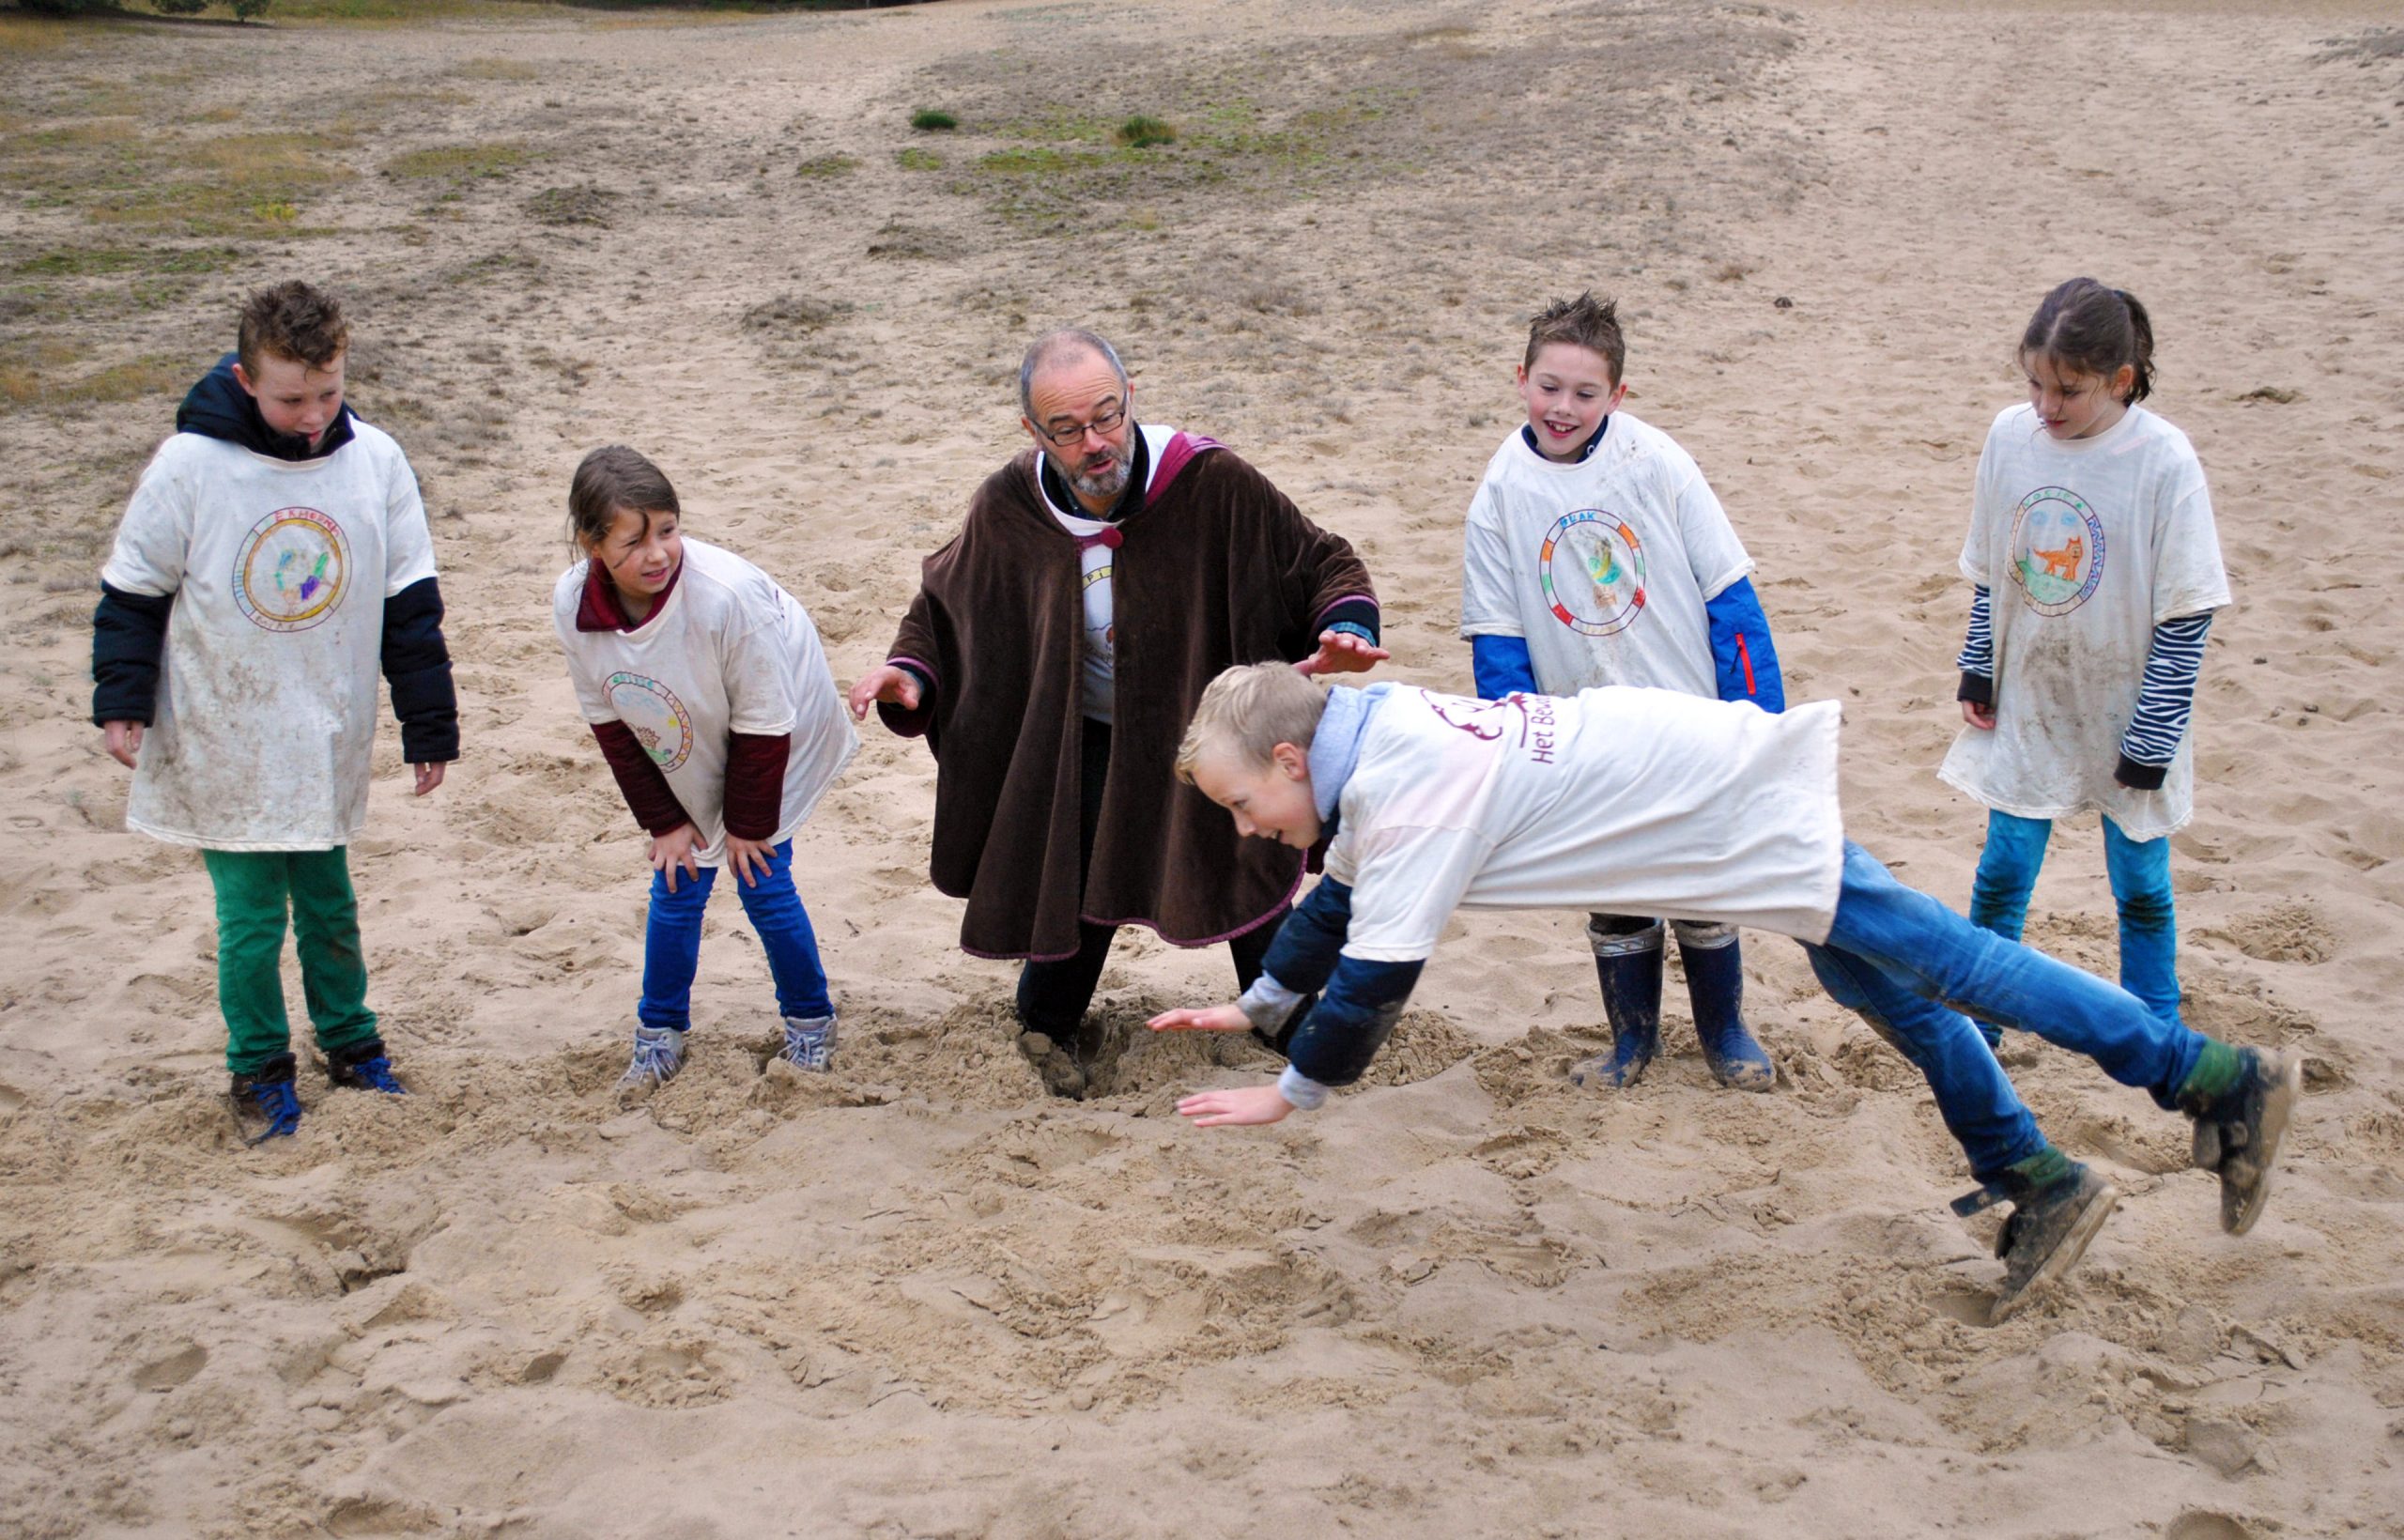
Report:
2007,485,2106,617
233,507,348,633
1538,509,1646,637
603,671,695,773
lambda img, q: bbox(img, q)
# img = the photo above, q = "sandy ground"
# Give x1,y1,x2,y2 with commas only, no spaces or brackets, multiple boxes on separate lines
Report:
2,0,2401,1535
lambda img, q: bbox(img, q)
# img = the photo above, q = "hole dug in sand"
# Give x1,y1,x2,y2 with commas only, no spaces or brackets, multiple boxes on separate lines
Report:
1018,995,1481,1104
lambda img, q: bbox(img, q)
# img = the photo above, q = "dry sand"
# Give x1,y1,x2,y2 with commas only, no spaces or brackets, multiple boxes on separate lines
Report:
2,0,2401,1534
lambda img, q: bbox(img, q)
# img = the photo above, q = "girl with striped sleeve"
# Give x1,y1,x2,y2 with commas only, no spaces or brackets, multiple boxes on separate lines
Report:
1943,280,2228,1033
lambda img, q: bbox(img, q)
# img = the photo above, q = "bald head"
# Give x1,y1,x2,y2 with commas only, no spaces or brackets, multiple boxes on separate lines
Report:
1018,328,1127,421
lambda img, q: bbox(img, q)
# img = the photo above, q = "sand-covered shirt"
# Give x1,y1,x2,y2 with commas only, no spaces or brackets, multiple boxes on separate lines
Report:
1940,404,2228,839
1459,411,1753,699
553,538,857,864
100,422,436,851
1324,685,1847,957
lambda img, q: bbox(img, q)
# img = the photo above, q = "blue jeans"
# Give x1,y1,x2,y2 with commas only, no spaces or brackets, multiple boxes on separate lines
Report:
1969,808,2181,1024
639,839,833,1032
1801,842,2209,1179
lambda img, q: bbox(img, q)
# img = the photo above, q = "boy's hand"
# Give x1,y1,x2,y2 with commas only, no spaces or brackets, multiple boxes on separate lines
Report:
412,762,446,796
724,834,777,887
1177,1085,1294,1128
847,666,921,722
102,720,144,768
1294,629,1391,678
1148,1004,1251,1034
1960,700,1996,731
650,824,702,893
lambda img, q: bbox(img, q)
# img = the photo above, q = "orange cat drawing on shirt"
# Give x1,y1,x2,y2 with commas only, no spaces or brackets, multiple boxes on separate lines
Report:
2033,532,2083,580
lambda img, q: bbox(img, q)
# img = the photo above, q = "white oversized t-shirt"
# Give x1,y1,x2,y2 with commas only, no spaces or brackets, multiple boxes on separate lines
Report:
1324,685,1847,960
1939,404,2228,839
100,422,437,851
552,538,858,864
1034,423,1186,725
1459,412,1754,699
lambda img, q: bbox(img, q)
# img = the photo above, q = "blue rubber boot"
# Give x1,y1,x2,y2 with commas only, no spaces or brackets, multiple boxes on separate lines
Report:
1678,924,1777,1091
1570,917,1663,1090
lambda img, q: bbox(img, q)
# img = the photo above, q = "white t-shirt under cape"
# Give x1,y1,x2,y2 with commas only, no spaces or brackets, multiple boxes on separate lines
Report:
1035,423,1185,725
1459,412,1754,699
552,538,857,864
1939,403,2228,839
100,422,438,851
1324,685,1847,960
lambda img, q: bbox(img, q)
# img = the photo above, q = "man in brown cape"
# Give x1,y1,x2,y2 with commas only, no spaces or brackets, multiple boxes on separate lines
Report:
848,329,1384,1069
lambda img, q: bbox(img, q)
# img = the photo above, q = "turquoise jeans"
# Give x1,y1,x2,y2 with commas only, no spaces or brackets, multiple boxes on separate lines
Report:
1969,808,2181,1026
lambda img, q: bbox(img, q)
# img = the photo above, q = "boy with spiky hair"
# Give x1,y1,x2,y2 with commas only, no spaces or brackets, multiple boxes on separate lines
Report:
1151,664,2300,1319
92,279,458,1145
1459,291,1787,1093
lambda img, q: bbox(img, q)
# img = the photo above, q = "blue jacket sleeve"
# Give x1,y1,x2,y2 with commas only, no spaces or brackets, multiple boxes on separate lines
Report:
380,576,460,763
1703,577,1783,712
91,582,174,727
1284,956,1426,1089
1471,635,1538,700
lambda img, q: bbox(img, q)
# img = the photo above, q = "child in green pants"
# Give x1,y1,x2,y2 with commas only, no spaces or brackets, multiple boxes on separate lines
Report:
92,281,458,1144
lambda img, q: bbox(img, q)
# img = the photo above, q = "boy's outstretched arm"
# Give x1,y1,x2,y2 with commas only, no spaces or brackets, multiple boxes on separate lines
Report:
1704,577,1784,713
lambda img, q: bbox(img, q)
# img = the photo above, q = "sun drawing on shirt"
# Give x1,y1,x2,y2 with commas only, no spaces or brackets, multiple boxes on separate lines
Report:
1538,509,1646,637
232,506,348,633
602,670,696,773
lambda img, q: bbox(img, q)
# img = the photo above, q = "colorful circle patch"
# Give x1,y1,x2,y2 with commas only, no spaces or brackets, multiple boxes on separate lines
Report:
233,507,348,633
603,671,696,773
1538,509,1647,637
2006,485,2106,617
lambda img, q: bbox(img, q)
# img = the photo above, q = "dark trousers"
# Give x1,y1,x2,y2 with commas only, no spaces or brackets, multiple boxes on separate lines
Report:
1016,717,1283,1037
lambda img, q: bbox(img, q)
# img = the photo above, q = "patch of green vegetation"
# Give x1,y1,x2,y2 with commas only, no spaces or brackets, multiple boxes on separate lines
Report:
895,146,942,171
0,346,188,413
794,152,859,178
2,124,356,238
1117,115,1174,148
385,140,532,181
14,245,241,279
909,108,958,131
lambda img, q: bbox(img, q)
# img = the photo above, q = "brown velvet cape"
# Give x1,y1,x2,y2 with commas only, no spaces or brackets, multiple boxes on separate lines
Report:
880,438,1376,961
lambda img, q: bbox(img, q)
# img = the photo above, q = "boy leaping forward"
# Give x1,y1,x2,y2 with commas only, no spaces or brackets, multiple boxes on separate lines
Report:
1150,666,2301,1318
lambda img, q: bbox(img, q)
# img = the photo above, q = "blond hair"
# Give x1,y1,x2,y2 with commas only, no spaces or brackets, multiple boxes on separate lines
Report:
1175,662,1328,781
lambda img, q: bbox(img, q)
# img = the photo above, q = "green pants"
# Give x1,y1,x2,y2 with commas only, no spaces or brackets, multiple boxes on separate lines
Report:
201,848,380,1075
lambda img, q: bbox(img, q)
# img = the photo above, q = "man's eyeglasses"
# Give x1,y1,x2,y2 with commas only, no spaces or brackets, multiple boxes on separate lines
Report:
1034,400,1126,448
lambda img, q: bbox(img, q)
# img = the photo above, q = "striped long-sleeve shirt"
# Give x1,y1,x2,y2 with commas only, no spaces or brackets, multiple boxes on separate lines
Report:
1956,585,2215,791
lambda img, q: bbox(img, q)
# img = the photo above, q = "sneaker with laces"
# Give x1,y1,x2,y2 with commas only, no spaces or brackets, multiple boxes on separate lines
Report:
327,1040,407,1095
617,1024,687,1105
1957,1156,2119,1323
2187,1046,2303,1236
779,1013,836,1073
229,1056,303,1146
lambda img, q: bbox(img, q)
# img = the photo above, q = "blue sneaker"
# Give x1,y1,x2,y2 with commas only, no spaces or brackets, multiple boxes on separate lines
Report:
327,1040,407,1095
617,1024,687,1105
779,1013,836,1073
229,1057,302,1146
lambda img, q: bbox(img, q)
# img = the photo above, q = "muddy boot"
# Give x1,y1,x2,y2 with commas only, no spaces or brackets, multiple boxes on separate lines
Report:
2180,1044,2303,1236
228,1054,302,1146
1956,1151,2119,1322
1677,923,1775,1091
1569,917,1664,1089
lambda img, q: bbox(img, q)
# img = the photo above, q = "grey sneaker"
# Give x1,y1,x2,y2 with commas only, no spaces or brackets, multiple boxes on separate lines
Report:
2191,1047,2304,1237
779,1013,836,1073
1988,1163,2119,1323
616,1024,686,1105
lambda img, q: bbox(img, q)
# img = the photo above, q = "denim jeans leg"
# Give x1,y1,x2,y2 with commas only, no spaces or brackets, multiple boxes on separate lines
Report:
1968,809,2051,943
1800,939,2044,1178
1826,841,2207,1108
2103,816,2182,1026
730,839,834,1021
638,861,718,1033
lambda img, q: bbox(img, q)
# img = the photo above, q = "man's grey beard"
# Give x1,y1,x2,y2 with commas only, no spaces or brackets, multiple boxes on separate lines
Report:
1069,454,1131,504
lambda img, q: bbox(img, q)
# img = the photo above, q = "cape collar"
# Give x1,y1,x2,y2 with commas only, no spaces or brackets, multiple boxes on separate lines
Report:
176,352,358,463
1032,424,1225,536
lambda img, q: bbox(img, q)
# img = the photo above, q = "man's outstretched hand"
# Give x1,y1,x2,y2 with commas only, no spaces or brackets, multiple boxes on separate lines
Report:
1176,1085,1293,1128
1294,629,1390,677
847,665,921,722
